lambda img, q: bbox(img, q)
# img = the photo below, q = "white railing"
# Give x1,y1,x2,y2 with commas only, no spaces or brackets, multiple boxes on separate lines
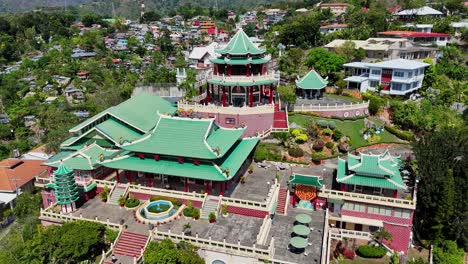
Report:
35,176,52,187
221,179,278,212
40,208,121,229
95,179,116,189
329,228,373,240
128,184,206,202
191,92,207,102
99,226,124,264
293,101,369,112
319,188,416,210
322,208,330,264
178,102,275,115
256,215,272,246
153,228,274,260
209,71,277,84
283,189,290,216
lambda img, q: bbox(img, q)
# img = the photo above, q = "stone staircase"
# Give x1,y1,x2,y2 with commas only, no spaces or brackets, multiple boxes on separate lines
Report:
201,196,219,219
276,188,288,215
113,231,149,258
273,103,288,130
108,184,128,205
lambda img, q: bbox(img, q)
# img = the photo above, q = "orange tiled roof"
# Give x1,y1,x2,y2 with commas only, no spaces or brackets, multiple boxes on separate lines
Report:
0,159,47,191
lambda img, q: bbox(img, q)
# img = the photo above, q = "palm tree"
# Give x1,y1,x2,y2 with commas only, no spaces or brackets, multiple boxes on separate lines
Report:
373,227,392,244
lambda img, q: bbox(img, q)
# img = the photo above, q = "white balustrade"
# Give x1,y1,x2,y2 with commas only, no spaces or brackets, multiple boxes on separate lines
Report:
294,101,369,112
178,102,275,115
209,71,277,84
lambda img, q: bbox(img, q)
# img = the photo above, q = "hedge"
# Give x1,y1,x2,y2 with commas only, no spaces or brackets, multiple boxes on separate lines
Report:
150,196,183,207
356,245,387,258
125,197,140,208
384,125,415,141
288,147,304,157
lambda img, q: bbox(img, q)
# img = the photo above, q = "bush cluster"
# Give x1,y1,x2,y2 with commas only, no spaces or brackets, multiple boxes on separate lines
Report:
356,245,387,258
313,140,325,151
288,147,304,157
291,128,308,143
150,196,182,207
254,144,282,162
183,206,200,219
384,125,415,141
333,129,343,141
125,196,140,208
325,141,334,149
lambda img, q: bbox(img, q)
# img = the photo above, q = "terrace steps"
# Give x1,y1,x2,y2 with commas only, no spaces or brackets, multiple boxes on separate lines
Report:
201,196,219,219
108,185,127,205
113,231,149,258
276,188,288,215
273,104,288,130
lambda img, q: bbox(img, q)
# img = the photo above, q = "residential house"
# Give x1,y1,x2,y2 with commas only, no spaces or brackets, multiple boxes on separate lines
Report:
65,88,85,103
0,114,10,124
401,24,433,33
318,3,349,16
377,31,452,46
320,24,348,34
343,59,430,95
395,6,443,20
189,42,218,69
324,38,439,61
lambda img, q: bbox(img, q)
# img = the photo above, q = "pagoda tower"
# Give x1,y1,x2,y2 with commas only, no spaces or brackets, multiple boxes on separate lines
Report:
51,163,79,213
206,28,278,107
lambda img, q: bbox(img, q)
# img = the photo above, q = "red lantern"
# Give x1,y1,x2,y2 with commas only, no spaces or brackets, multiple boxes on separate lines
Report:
154,154,160,161
137,153,145,159
177,157,184,164
194,159,200,165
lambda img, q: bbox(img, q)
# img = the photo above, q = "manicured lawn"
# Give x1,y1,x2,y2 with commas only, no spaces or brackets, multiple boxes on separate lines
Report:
288,114,401,149
325,94,363,103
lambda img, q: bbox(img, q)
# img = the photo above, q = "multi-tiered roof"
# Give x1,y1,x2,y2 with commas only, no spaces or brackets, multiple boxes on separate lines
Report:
47,163,79,205
296,69,328,90
337,151,406,190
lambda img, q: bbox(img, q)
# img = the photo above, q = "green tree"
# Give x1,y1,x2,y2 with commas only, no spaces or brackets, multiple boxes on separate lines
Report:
143,239,204,264
373,227,392,244
13,192,42,223
335,40,357,62
278,85,297,109
433,240,464,264
306,48,346,77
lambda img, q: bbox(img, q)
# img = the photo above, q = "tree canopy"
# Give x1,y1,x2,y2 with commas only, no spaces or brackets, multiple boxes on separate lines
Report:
143,239,204,264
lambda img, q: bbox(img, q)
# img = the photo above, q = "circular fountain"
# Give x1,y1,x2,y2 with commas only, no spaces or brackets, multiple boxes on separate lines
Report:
136,200,184,224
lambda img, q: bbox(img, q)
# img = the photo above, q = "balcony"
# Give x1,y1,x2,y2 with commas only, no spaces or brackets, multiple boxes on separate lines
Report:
208,71,278,85
319,188,416,210
177,101,275,115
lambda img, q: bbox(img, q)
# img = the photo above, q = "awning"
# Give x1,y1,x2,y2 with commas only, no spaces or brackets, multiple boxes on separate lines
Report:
289,174,323,187
0,191,20,205
338,215,384,227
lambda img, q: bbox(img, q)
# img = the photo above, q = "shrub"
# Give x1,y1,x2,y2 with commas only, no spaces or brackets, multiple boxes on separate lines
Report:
338,143,349,153
367,135,381,143
291,128,308,143
254,144,282,162
125,196,140,208
323,128,333,136
307,124,320,138
105,228,119,243
191,208,200,219
333,129,343,141
118,196,126,206
272,132,289,142
362,92,385,115
384,125,415,141
317,120,328,128
183,207,194,217
327,121,336,130
325,141,334,149
343,249,356,260
208,212,216,222
312,140,325,151
288,147,304,157
150,196,182,207
356,245,387,258
311,152,326,162
100,190,108,202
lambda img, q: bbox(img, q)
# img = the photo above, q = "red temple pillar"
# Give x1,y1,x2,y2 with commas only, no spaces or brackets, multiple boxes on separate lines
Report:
224,181,228,191
228,65,231,76
206,84,211,103
147,174,152,188
205,181,210,194
116,170,120,183
260,85,264,100
292,193,297,207
214,64,218,75
269,85,273,104
220,182,224,196
393,190,398,198
249,87,254,107
246,64,251,77
222,88,226,107
212,180,215,189
126,171,131,183
341,184,346,192
184,178,188,192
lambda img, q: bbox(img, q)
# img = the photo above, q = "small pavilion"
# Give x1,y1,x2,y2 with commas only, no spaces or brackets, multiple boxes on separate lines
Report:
295,69,328,99
289,174,324,210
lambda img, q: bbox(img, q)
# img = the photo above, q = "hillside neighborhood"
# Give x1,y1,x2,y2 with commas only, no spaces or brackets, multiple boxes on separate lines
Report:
0,1,466,264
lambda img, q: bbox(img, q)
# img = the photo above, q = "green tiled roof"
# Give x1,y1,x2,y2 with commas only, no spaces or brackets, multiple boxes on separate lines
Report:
206,125,245,157
289,174,323,187
69,94,176,134
336,152,406,190
46,144,120,170
215,28,265,55
123,115,244,159
207,79,277,87
218,138,259,175
101,156,226,181
211,57,270,65
95,118,143,144
295,69,328,90
54,163,74,175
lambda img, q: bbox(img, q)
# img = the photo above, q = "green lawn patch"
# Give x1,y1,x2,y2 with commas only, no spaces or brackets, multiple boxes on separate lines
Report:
325,94,363,103
288,115,401,149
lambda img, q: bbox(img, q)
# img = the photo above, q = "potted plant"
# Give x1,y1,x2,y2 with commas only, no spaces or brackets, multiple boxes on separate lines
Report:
208,212,216,223
221,204,228,217
240,176,246,184
275,172,280,182
248,165,254,174
118,196,126,207
100,190,108,202
192,208,200,220
183,223,192,235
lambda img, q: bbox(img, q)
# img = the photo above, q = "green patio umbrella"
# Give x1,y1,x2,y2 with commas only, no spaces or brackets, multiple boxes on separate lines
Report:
293,225,311,236
295,214,312,224
290,237,308,249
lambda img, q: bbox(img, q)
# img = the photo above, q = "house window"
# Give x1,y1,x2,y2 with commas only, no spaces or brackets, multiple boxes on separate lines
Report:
394,208,411,219
370,81,379,88
371,69,381,75
408,71,413,78
412,82,418,88
225,118,235,124
392,83,403,91
343,202,365,212
368,205,391,216
393,71,404,77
